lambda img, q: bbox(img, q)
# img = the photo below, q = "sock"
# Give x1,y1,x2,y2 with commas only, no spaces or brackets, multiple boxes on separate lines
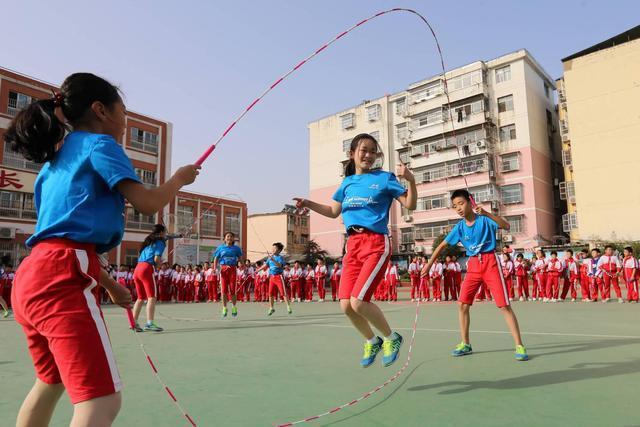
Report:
366,336,379,344
384,332,398,341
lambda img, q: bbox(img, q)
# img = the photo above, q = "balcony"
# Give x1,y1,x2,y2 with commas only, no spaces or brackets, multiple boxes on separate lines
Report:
2,149,42,172
0,202,36,220
401,232,414,244
125,219,155,231
414,224,451,240
129,138,158,154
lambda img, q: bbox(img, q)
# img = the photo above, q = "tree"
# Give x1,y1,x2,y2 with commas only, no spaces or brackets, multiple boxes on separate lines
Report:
431,233,463,259
301,239,330,265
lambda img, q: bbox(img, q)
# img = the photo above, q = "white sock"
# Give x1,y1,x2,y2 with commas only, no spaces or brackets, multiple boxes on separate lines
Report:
367,336,379,344
384,332,397,341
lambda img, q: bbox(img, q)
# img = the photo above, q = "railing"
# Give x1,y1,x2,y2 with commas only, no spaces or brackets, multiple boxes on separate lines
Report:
401,232,414,244
125,219,155,231
2,151,42,171
414,225,450,240
0,202,36,220
129,139,158,154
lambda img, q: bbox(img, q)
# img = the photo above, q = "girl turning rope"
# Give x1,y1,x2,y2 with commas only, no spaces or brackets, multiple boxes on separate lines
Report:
295,133,416,368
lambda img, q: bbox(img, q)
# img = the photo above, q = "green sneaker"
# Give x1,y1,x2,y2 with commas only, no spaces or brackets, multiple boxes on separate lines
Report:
267,307,275,316
231,306,238,317
287,305,292,314
360,337,383,368
144,321,164,332
515,345,529,361
222,307,228,318
381,333,403,367
452,342,473,357
130,322,144,333
3,310,9,318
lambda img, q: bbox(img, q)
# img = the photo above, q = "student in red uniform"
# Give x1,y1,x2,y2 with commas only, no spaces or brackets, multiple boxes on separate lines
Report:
314,259,327,302
560,250,579,302
501,253,515,301
579,249,591,301
443,255,456,301
430,258,443,302
419,257,430,302
387,262,399,302
5,73,199,426
587,248,603,302
423,189,528,361
597,245,623,303
452,255,462,298
0,264,11,317
531,250,548,301
622,247,639,302
545,251,563,303
244,260,255,302
330,262,341,302
408,257,420,302
514,254,529,301
304,264,315,302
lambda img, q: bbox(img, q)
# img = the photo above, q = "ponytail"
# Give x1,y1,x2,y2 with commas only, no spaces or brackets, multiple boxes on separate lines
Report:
3,72,121,164
4,98,66,163
140,224,167,253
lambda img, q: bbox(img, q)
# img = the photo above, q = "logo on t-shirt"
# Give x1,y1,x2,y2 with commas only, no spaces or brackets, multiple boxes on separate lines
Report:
344,196,378,207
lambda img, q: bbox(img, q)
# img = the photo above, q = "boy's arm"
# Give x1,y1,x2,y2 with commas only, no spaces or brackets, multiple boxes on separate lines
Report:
420,240,449,277
99,268,132,308
475,205,510,230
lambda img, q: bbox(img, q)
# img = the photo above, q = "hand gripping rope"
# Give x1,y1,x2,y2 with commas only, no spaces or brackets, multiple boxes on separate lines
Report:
129,7,480,426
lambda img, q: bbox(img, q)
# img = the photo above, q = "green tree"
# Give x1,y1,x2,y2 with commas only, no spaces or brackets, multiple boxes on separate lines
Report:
431,233,463,259
302,239,330,265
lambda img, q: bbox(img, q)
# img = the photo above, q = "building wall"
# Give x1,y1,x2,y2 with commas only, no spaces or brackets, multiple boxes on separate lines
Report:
248,209,310,261
561,38,640,241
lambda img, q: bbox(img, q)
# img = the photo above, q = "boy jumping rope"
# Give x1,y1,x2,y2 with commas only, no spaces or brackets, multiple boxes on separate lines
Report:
422,189,528,361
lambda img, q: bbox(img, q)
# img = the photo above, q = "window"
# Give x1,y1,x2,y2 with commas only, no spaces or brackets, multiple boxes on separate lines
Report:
495,65,511,83
2,142,41,171
399,151,410,164
417,194,448,211
401,228,414,244
544,83,551,99
177,205,194,232
500,153,520,172
562,212,578,232
412,80,442,102
559,181,576,202
448,70,483,91
200,210,217,236
413,221,457,240
224,211,241,236
497,95,514,113
135,168,157,186
366,104,381,121
562,150,572,167
342,139,352,153
340,113,355,130
0,190,35,219
469,185,497,203
454,99,484,122
395,98,406,116
124,248,139,267
505,215,524,234
501,184,523,204
499,124,517,142
7,91,35,117
395,123,408,140
126,207,155,230
369,131,380,143
130,127,159,154
416,108,443,127
301,217,308,227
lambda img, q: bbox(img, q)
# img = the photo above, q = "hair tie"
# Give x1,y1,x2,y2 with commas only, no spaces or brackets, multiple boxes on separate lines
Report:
50,89,65,107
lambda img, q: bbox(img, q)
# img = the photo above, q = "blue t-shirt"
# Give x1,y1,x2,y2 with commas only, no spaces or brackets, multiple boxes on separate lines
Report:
332,170,406,235
444,214,498,256
27,131,140,253
138,240,166,264
213,244,243,266
266,254,285,275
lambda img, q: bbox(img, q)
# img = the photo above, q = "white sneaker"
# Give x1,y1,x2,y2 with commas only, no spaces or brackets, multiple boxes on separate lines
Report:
571,298,576,302
619,298,624,303
509,298,514,301
604,298,609,303
528,297,533,301
543,298,549,302
519,297,524,302
411,298,415,302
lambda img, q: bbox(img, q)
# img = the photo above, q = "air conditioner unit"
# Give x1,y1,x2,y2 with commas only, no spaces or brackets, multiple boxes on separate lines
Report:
477,140,486,149
489,170,495,178
0,227,15,239
561,135,570,143
568,196,576,204
414,245,424,253
399,244,406,252
400,138,409,147
408,244,415,251
502,234,514,243
403,215,413,222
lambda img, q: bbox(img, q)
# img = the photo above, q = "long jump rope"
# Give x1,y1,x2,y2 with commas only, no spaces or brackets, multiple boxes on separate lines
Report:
121,7,479,426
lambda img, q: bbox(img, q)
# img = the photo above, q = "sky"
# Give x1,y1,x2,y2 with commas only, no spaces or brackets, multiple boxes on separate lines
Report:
2,0,638,213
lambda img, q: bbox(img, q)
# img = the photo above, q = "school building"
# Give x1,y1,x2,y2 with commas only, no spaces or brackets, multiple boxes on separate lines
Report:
556,25,640,243
247,204,310,261
0,66,246,267
308,49,564,258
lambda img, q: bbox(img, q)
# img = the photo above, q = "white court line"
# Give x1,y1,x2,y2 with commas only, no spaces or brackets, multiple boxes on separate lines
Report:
311,324,640,340
104,312,334,327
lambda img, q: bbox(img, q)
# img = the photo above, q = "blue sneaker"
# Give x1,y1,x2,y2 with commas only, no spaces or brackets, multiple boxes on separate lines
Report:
360,337,383,368
381,333,403,367
452,342,473,357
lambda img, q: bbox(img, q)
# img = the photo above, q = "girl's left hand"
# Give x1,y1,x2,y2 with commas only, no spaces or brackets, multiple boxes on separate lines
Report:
396,163,415,182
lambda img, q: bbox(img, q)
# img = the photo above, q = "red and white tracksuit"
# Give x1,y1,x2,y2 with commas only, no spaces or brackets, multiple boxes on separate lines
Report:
330,267,341,301
205,268,219,302
454,262,462,296
546,259,563,299
289,267,303,301
623,256,639,302
430,263,443,301
315,265,327,301
514,260,529,299
1,271,14,308
597,255,622,300
305,269,315,301
580,260,591,300
444,262,458,301
386,265,399,301
531,259,547,299
408,262,420,300
501,259,515,299
419,263,430,300
587,258,603,301
560,258,579,300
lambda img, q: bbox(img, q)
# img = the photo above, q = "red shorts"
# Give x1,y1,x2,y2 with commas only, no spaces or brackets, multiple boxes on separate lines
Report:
269,275,285,297
220,265,237,295
339,231,391,302
133,262,156,300
12,239,122,404
459,252,510,308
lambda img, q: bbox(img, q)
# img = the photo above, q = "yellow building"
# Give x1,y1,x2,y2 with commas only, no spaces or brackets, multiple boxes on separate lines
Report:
247,205,310,261
558,25,640,242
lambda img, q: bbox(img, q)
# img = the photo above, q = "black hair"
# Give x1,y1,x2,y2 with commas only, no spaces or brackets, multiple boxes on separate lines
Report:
592,248,601,254
256,260,263,267
450,189,471,201
566,249,573,255
140,224,166,253
551,251,557,256
224,231,235,239
4,73,121,164
516,253,524,259
604,244,614,250
503,253,511,260
581,248,589,254
624,246,633,253
537,250,546,257
273,242,284,251
344,133,384,177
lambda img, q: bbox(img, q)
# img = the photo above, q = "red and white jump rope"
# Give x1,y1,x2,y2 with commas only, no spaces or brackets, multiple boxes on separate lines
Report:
121,7,482,425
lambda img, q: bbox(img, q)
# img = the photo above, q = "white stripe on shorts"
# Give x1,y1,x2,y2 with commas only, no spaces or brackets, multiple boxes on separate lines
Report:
357,235,390,300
